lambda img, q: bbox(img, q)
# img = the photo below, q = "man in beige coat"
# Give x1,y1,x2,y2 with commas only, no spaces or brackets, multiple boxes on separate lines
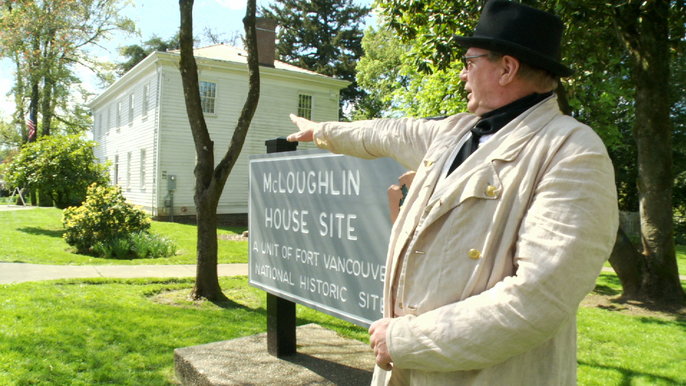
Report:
288,1,618,384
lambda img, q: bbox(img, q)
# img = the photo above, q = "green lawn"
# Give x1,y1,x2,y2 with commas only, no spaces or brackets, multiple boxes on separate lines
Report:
0,276,366,385
0,275,683,385
0,207,248,265
675,245,686,275
0,206,684,384
577,274,686,385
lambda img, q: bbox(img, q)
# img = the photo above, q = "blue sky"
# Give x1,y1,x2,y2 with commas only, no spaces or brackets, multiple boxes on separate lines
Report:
0,0,374,120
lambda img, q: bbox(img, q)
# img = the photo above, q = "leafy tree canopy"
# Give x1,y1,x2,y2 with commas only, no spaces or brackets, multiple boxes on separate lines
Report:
0,0,135,142
260,0,370,118
117,34,181,74
3,134,108,208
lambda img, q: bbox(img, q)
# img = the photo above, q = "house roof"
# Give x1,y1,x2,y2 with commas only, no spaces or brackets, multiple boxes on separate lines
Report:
179,44,325,77
88,44,349,108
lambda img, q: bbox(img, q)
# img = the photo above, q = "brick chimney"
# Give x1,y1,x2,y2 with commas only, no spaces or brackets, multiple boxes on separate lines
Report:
255,18,277,67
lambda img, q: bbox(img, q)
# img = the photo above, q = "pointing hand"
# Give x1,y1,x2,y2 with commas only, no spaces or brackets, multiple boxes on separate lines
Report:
287,114,318,142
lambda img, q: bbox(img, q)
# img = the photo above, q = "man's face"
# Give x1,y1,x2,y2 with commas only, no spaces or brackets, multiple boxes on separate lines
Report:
459,48,504,116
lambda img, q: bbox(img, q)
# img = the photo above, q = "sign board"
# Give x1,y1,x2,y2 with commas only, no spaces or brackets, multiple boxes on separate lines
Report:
249,150,406,327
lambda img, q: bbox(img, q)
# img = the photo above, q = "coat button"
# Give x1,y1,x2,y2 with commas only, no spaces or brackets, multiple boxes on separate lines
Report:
468,249,481,259
485,185,498,198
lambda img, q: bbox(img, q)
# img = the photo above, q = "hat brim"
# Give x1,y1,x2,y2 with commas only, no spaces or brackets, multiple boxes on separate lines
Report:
455,35,574,77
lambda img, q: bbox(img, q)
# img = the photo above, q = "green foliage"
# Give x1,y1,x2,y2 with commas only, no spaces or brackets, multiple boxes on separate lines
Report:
117,34,181,74
356,24,468,118
92,232,177,259
375,0,481,74
0,0,135,139
0,119,21,151
397,63,467,117
4,134,108,208
62,184,151,255
354,26,406,119
260,0,371,117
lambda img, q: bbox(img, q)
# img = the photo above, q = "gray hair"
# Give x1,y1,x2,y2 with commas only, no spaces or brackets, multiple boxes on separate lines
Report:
487,52,559,92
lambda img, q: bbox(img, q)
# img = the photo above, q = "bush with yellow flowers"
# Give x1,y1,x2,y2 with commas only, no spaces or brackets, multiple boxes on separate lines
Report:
62,183,152,256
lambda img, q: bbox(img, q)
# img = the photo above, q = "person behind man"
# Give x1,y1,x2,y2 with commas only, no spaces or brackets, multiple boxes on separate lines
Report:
288,1,618,384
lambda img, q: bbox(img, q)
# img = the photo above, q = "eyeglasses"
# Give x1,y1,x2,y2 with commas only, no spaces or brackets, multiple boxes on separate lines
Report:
461,54,489,71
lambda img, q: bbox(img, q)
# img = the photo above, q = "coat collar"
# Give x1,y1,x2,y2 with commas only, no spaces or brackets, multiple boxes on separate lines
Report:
424,95,561,213
470,95,561,164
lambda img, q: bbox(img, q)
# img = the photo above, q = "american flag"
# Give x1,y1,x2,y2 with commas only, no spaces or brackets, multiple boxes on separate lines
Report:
27,116,36,141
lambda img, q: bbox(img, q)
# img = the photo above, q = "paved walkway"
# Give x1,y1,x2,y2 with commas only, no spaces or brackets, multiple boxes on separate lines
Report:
0,204,36,211
0,263,248,284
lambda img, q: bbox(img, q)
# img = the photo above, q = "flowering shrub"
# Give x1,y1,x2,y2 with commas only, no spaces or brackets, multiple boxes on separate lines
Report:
62,184,151,255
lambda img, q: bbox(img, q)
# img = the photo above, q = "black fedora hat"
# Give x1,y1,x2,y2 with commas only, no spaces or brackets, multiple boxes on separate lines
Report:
455,0,573,77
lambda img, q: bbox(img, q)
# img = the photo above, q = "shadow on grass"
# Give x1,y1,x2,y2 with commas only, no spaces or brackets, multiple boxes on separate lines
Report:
578,361,683,385
593,284,621,296
592,289,686,318
17,226,64,238
209,296,257,312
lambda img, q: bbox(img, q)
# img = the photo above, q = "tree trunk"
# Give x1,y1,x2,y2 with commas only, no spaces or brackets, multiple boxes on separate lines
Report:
40,77,53,136
615,0,684,304
179,0,223,300
193,189,223,300
608,227,645,298
179,0,260,301
28,82,39,142
12,54,28,142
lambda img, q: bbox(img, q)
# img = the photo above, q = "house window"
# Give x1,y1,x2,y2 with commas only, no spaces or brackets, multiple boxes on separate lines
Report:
113,154,119,185
298,94,312,120
116,101,122,129
126,152,132,189
128,94,135,126
140,149,146,189
142,84,149,119
199,81,216,114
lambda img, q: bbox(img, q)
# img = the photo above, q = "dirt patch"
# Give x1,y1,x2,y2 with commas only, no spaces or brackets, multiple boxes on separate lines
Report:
149,287,260,310
150,289,203,308
581,292,685,320
218,234,248,241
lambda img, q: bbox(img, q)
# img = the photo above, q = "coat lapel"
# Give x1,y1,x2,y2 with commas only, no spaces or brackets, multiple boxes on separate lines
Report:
422,97,561,226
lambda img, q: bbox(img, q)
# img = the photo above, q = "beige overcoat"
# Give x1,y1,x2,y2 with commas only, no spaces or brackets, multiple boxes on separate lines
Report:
313,96,619,385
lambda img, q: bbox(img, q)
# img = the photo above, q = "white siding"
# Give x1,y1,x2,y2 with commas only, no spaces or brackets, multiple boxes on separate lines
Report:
91,50,345,217
92,70,160,213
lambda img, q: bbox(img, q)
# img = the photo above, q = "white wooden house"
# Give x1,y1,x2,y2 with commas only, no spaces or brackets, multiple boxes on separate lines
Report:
89,24,348,220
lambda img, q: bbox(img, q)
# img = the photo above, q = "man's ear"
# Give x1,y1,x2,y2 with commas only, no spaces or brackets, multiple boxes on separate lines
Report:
499,55,520,86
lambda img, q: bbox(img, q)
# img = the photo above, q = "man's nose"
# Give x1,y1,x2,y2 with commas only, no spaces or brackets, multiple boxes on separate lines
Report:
459,68,468,81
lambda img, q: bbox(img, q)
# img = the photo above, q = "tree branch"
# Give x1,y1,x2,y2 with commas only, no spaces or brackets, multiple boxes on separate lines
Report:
214,0,260,190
